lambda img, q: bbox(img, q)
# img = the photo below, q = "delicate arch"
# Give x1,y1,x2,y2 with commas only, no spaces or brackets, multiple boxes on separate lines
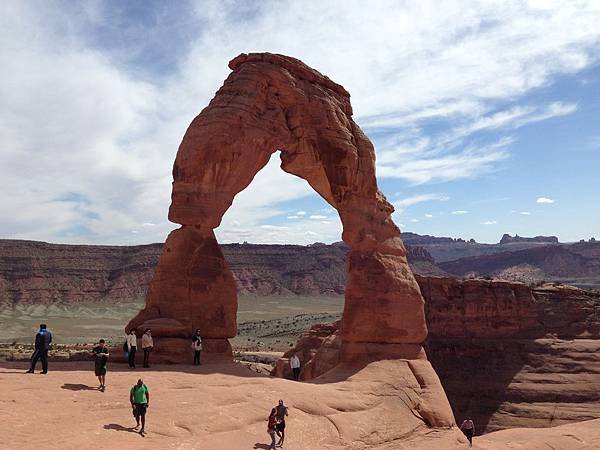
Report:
127,53,427,364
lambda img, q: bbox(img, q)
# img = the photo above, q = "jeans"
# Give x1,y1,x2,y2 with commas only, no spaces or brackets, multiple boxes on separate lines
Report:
30,349,48,372
193,350,201,365
128,346,137,368
292,367,300,380
268,430,276,450
143,347,151,367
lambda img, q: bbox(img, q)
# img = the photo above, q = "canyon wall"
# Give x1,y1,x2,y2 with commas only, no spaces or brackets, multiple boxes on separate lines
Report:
275,276,600,433
0,240,436,304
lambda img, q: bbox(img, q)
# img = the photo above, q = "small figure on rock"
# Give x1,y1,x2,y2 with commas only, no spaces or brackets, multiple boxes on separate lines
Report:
460,417,475,447
267,407,277,450
26,323,52,374
289,353,301,381
275,399,289,447
141,328,153,368
130,378,150,435
126,330,137,369
192,329,202,365
92,339,109,391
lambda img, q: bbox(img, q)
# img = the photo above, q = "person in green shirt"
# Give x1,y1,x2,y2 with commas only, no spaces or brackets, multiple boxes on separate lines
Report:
130,378,150,435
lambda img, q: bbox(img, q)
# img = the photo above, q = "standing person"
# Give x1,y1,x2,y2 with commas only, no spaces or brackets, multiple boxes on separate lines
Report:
92,339,110,391
267,408,277,450
289,353,301,381
142,329,153,368
275,399,289,447
26,323,52,374
130,378,150,436
191,329,202,365
460,417,475,448
126,330,137,369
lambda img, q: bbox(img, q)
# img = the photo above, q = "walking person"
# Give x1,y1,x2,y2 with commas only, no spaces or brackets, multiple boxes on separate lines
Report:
192,329,202,365
130,378,150,436
126,330,137,369
275,399,289,447
460,417,475,448
142,328,153,368
267,408,277,450
289,353,301,381
26,323,52,374
92,339,110,391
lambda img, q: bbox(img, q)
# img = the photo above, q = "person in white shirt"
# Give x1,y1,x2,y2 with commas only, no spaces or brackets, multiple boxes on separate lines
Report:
126,330,137,369
141,329,154,368
289,354,301,381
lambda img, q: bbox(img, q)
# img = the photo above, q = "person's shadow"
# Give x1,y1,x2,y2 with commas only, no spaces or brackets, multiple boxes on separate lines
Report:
253,444,271,449
61,383,98,391
103,424,138,434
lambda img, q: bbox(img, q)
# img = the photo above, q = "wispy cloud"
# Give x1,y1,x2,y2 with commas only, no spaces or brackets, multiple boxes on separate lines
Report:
537,197,555,204
394,193,449,209
520,211,532,215
451,210,469,215
481,220,498,225
0,1,598,244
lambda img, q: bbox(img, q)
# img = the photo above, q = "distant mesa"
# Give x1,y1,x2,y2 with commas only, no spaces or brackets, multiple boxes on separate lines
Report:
499,233,559,245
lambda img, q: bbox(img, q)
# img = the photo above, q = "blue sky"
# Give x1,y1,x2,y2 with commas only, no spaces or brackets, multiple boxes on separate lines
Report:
1,0,599,245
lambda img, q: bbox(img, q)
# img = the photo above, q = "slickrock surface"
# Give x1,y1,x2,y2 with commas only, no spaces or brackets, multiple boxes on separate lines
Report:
275,277,600,433
127,53,428,364
1,360,599,449
0,360,462,449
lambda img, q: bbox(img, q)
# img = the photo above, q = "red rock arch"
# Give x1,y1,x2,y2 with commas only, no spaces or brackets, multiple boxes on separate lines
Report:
127,53,427,364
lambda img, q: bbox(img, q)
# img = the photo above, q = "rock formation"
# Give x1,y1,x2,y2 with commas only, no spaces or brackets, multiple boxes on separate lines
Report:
499,233,559,245
275,277,600,433
126,53,428,364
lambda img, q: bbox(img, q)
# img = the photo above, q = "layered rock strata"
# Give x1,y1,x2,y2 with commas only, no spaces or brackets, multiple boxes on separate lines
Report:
127,53,428,365
275,277,600,433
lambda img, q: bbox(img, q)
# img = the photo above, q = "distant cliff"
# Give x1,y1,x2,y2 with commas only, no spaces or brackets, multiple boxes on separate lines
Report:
499,233,559,245
0,239,437,304
439,242,600,281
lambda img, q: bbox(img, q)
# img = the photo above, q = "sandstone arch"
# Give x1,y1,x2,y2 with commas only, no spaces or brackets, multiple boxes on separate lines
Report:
127,53,428,364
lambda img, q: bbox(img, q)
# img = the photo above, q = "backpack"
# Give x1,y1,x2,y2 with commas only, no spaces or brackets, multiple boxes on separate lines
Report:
123,341,128,352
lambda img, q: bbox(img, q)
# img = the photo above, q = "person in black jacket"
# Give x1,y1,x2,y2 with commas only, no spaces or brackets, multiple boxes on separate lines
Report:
26,324,52,374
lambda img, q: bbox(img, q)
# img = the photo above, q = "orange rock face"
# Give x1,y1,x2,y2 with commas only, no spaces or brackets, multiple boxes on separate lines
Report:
127,53,427,362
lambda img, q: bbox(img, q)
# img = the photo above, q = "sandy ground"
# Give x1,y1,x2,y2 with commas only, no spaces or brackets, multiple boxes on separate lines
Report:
2,359,600,450
0,359,466,450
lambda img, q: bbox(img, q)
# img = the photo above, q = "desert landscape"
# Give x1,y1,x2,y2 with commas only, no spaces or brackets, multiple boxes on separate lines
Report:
2,2,600,449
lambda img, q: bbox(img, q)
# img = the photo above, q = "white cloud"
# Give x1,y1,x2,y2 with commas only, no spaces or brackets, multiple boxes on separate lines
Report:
520,211,532,215
481,220,498,225
286,215,300,219
424,214,433,218
410,218,419,223
537,197,555,204
451,210,469,215
394,193,449,209
1,1,599,244
309,215,327,220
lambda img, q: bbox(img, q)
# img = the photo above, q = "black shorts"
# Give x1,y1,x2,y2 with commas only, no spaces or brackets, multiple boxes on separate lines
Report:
95,366,107,376
276,420,285,432
133,403,147,417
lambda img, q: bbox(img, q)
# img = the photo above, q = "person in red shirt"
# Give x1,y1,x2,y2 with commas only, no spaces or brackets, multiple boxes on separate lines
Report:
460,417,475,447
267,408,277,450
